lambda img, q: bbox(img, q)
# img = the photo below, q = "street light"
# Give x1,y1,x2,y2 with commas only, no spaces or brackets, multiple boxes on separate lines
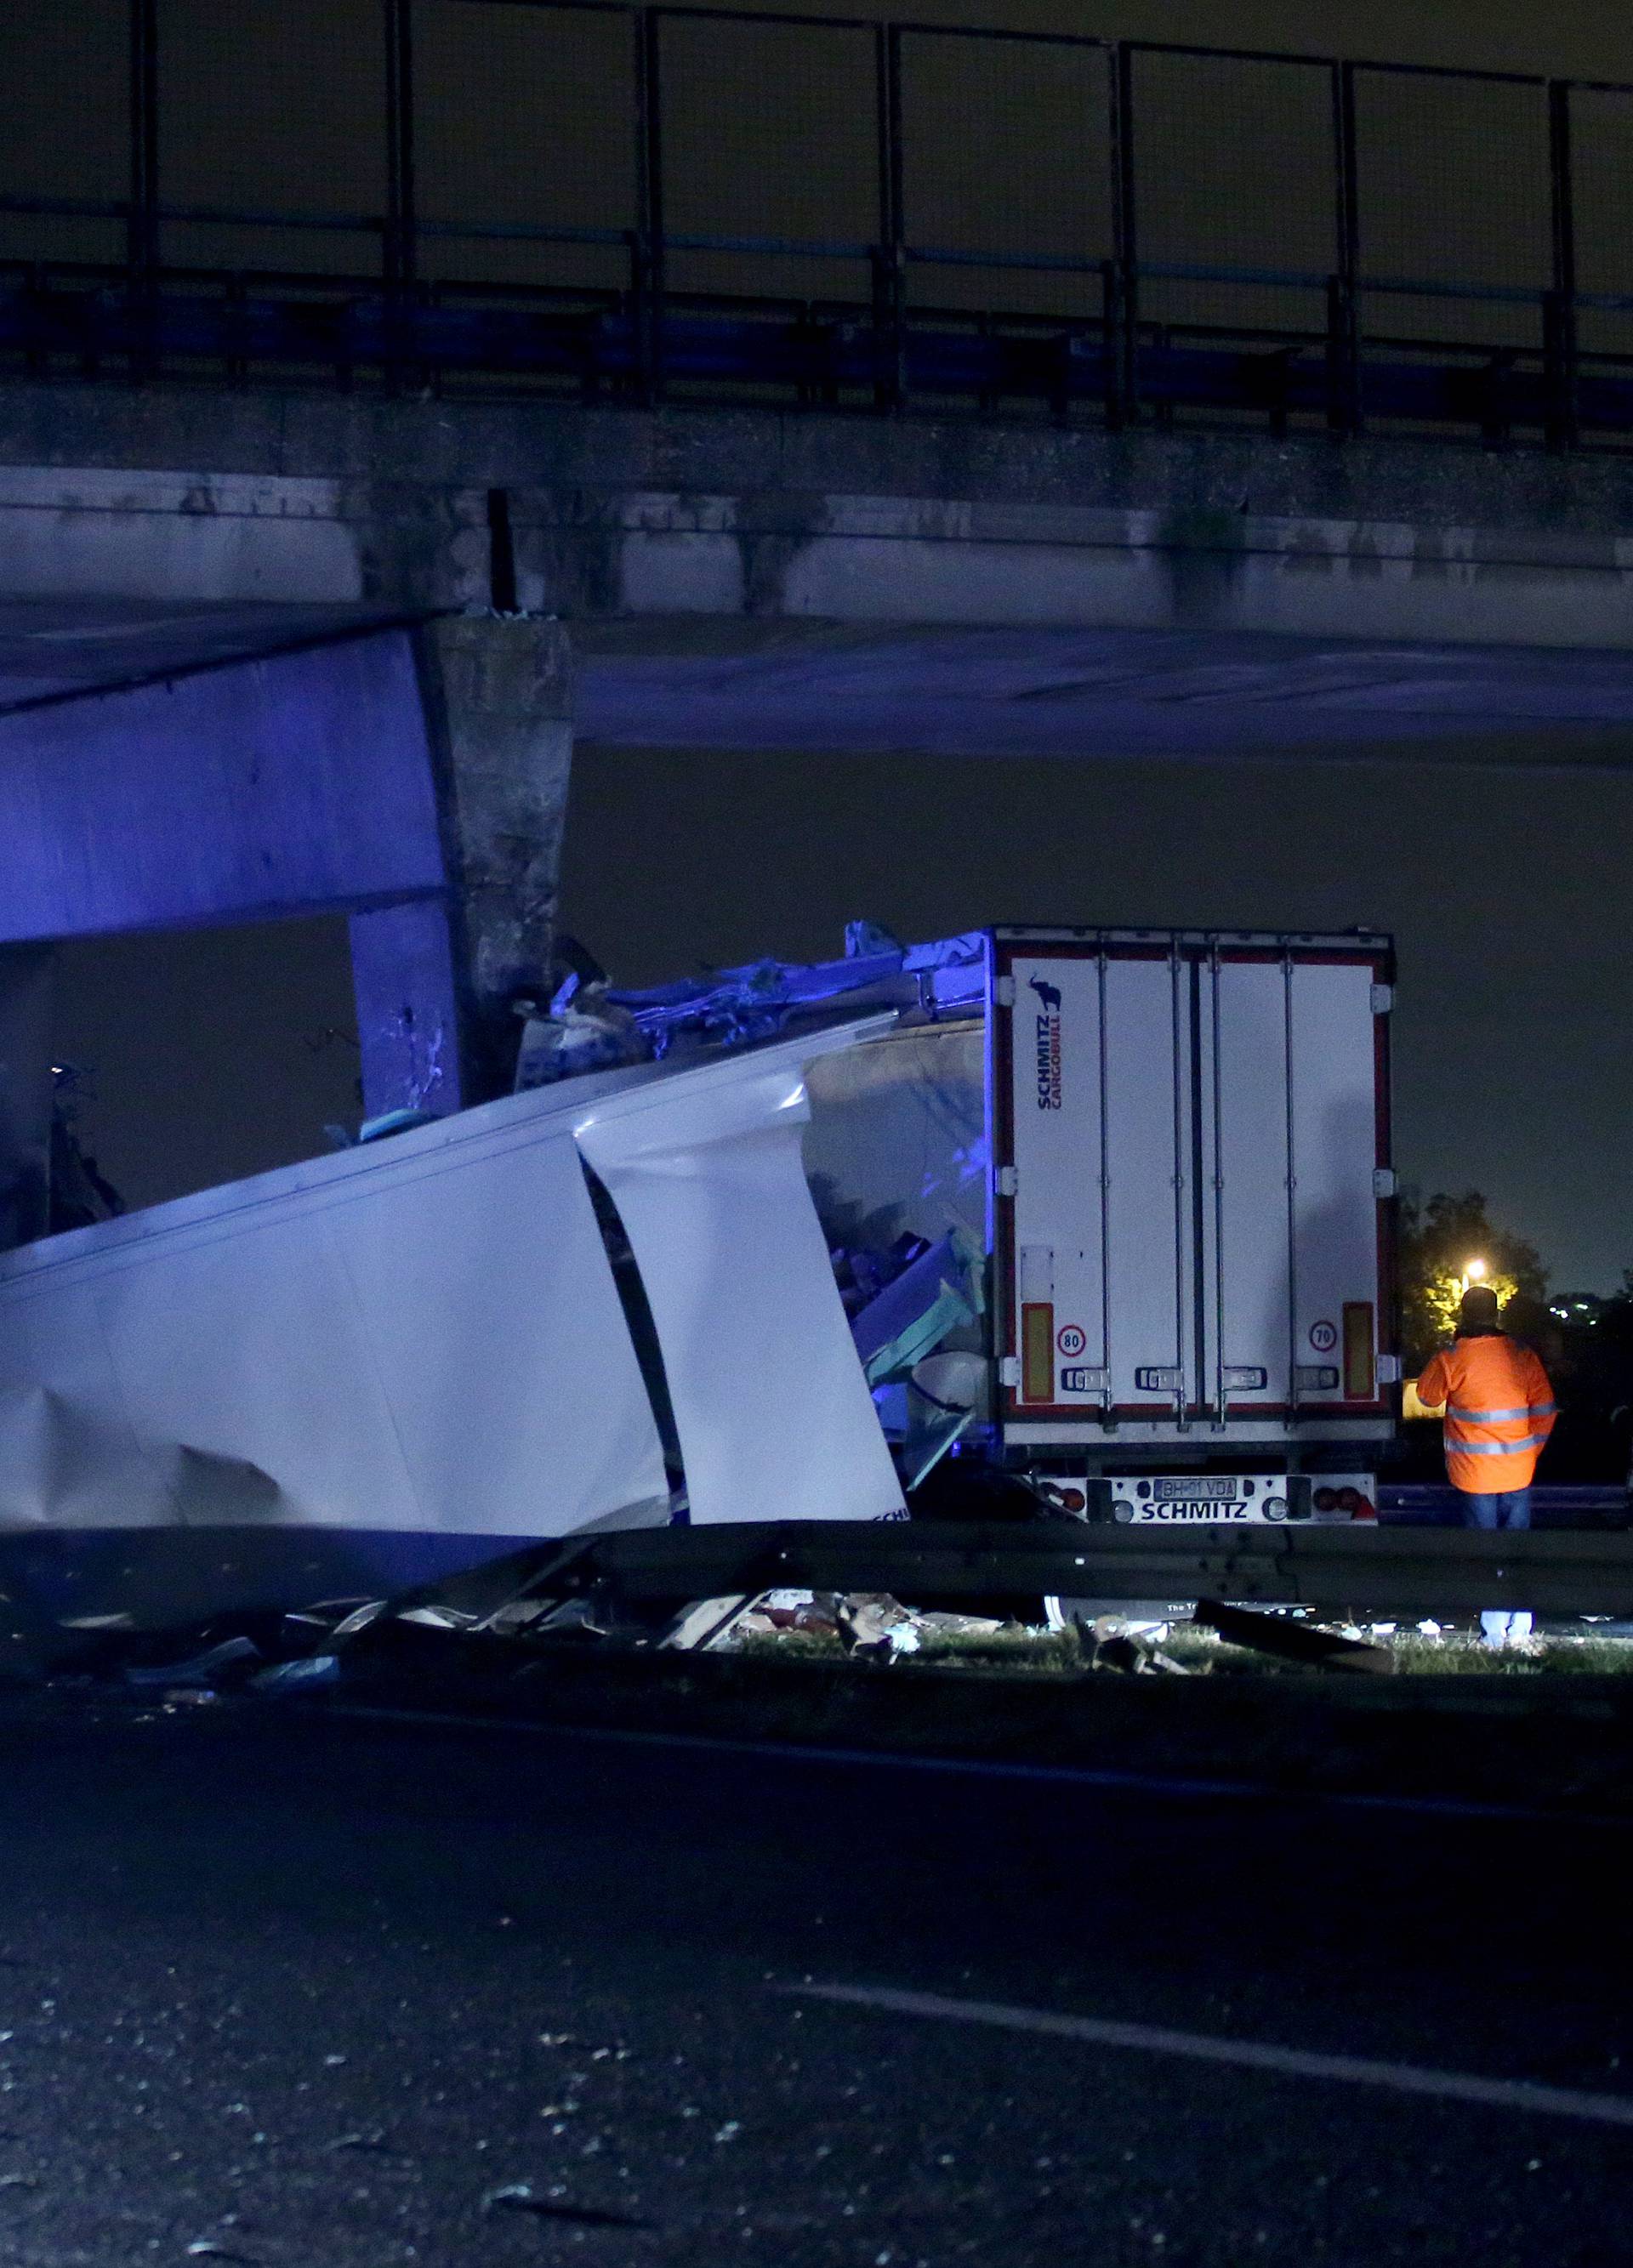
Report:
1465,1257,1488,1282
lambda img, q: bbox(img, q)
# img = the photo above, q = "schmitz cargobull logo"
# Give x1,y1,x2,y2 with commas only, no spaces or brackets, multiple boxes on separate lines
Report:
1028,974,1062,1110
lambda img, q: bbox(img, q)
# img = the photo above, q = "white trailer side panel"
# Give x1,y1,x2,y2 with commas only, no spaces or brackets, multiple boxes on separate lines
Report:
1004,952,1107,1412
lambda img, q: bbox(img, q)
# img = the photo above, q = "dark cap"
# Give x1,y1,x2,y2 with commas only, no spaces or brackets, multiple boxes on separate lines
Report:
1458,1283,1500,1332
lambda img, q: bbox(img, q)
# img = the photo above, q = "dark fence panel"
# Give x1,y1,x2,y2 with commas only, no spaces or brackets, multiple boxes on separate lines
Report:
155,0,390,277
1351,64,1550,351
1565,84,1633,367
653,9,879,308
415,0,639,298
1125,47,1336,344
0,0,129,270
897,30,1111,321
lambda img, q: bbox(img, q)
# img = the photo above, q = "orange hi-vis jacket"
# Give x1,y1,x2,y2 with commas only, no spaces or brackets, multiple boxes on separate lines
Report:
1416,1333,1556,1495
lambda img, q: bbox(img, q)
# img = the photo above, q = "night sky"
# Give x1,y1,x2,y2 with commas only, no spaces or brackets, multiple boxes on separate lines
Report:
558,734,1633,1295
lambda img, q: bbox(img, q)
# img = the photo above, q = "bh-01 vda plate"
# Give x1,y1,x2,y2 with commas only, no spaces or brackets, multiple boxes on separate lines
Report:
1035,1472,1377,1523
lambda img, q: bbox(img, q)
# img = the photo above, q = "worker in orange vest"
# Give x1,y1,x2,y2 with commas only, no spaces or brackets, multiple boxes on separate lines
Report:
1416,1283,1556,1647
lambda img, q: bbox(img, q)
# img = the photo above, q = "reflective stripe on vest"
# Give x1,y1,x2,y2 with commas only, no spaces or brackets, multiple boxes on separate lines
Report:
1448,1433,1550,1456
1447,1401,1556,1422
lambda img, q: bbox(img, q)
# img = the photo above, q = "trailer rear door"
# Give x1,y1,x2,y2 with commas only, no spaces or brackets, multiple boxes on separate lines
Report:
991,932,1393,1440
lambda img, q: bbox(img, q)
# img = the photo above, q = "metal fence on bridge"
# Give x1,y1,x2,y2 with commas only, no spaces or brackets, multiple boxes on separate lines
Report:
4,0,1633,441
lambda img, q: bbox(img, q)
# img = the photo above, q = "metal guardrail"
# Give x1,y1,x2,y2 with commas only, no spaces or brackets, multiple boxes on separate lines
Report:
5,7,1633,441
8,270,1624,437
509,1518,1633,1620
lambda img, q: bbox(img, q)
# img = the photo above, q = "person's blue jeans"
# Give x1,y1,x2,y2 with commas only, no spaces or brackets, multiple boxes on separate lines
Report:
1459,1487,1533,1645
1461,1488,1532,1532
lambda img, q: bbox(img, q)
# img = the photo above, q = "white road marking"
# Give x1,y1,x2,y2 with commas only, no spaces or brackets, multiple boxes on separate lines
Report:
791,1982,1633,2128
321,1703,1633,1832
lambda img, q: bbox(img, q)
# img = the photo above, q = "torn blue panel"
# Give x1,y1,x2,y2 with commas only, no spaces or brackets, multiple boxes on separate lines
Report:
607,929,985,1053
851,1231,984,1387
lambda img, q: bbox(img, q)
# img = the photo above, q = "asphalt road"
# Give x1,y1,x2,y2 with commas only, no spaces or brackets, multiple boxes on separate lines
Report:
0,1699,1625,2268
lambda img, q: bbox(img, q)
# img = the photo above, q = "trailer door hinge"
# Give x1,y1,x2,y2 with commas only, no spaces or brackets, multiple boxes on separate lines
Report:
1370,982,1394,1015
1377,1355,1402,1385
1373,1167,1397,1199
994,1164,1018,1198
993,975,1016,1008
998,1356,1021,1389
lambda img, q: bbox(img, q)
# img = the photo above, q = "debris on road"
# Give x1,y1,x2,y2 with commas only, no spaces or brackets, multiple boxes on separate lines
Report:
836,1594,927,1657
659,1596,754,1651
1080,1615,1194,1675
1193,1600,1396,1675
482,2180,649,2229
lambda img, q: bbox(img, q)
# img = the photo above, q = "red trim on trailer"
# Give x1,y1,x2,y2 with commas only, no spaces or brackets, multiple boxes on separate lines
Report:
1373,958,1399,1409
991,940,1018,1380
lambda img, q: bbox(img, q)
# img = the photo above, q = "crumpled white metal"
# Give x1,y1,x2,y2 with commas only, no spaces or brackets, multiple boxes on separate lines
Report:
575,1019,905,1528
0,1071,669,1538
0,1015,902,1541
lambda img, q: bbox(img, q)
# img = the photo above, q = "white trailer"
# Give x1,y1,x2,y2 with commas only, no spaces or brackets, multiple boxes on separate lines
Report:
801,926,1398,1517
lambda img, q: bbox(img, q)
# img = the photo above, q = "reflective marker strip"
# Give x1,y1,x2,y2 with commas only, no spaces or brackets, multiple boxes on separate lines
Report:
1448,1434,1549,1456
1021,1303,1054,1403
1342,1301,1375,1401
790,1983,1633,2129
1447,1404,1532,1422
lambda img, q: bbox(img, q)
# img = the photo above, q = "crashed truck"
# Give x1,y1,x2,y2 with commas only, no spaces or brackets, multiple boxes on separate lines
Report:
0,924,1397,1632
603,924,1400,1529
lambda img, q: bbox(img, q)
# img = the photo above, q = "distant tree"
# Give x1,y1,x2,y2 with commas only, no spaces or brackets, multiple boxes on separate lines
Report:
1397,1190,1549,1372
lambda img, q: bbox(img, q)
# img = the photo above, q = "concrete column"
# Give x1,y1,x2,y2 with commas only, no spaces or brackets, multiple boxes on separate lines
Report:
419,616,575,1104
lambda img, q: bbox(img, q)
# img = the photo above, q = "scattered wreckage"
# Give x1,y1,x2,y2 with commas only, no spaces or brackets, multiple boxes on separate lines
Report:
48,1572,1403,1714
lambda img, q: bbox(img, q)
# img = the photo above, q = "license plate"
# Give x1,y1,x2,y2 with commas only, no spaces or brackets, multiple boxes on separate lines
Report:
1125,1499,1263,1524
1033,1473,1373,1524
1109,1472,1285,1524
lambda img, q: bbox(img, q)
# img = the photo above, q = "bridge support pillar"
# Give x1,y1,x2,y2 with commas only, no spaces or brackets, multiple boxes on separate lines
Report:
417,614,575,1106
